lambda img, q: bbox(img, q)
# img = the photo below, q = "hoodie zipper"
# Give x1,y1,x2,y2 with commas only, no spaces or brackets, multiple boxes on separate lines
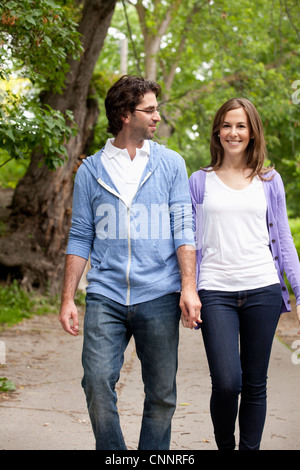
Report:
125,205,131,305
97,170,152,305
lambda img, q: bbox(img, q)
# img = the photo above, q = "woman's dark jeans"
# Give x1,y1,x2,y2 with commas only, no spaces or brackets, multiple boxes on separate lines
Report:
199,284,282,450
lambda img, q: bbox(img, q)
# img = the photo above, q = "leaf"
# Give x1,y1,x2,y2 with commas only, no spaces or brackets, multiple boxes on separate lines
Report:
44,36,52,47
25,15,37,26
0,377,16,392
4,128,16,142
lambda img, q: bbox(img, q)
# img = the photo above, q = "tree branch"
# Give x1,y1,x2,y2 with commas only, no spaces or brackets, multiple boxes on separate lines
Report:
282,0,300,40
0,157,14,169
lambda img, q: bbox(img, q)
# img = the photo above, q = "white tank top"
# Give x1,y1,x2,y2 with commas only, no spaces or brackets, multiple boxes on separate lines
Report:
198,171,279,291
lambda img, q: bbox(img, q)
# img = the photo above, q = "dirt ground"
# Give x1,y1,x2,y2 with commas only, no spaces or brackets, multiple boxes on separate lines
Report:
276,299,300,347
0,300,299,452
0,299,299,404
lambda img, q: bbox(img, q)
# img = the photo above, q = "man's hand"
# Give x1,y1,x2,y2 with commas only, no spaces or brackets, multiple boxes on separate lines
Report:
58,254,87,336
59,299,79,336
176,245,202,330
180,286,202,329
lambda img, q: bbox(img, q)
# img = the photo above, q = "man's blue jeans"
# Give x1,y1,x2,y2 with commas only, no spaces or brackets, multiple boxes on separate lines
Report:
81,292,181,450
199,284,282,450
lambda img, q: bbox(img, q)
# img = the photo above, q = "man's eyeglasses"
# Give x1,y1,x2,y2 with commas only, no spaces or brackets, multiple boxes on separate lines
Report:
134,108,161,116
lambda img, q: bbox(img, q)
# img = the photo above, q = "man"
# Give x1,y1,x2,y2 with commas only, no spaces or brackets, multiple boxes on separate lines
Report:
59,75,201,450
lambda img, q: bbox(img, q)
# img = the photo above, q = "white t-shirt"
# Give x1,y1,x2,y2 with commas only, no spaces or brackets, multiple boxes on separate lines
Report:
102,138,149,206
198,171,279,291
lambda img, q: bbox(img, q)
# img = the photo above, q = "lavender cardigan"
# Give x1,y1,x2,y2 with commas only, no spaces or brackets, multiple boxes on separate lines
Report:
189,169,300,313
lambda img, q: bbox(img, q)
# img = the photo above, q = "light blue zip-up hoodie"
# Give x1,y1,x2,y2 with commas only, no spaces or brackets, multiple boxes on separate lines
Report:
67,140,195,306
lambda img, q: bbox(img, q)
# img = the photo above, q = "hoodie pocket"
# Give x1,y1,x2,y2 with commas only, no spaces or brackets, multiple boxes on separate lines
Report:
130,240,177,287
87,243,127,280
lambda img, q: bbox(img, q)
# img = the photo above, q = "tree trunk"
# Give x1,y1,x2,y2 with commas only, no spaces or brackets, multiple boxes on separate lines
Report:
0,0,117,294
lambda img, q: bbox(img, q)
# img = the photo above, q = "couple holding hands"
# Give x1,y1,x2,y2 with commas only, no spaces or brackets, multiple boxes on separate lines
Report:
59,75,300,451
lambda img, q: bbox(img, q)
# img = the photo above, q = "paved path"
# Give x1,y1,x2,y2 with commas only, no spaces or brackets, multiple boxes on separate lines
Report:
0,314,299,450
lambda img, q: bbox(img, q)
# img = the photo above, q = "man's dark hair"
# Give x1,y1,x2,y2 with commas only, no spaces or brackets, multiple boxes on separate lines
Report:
105,75,161,136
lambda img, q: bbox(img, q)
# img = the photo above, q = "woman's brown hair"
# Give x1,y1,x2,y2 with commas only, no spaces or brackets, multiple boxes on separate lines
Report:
208,98,273,180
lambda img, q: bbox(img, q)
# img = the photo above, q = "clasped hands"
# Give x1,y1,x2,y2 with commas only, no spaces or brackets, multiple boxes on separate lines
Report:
180,288,202,330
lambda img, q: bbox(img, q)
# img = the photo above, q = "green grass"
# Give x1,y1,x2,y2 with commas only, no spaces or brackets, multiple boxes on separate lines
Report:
289,218,300,256
0,280,58,329
0,281,85,393
0,280,85,330
0,280,37,327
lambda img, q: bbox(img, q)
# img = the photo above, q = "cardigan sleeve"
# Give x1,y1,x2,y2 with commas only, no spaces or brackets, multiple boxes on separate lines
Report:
275,173,300,306
189,170,207,284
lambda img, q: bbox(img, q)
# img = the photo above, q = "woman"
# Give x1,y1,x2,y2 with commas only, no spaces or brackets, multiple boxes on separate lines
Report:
187,98,300,450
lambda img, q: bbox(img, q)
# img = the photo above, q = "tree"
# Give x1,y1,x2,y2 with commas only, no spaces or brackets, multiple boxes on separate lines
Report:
1,0,299,293
134,0,208,139
0,0,117,293
99,0,300,211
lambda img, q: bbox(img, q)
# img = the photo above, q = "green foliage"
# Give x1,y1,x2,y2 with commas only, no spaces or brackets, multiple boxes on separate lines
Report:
96,0,300,216
0,280,36,327
289,218,300,256
279,155,300,219
0,0,82,90
284,217,300,294
0,280,59,328
0,280,85,329
0,149,28,187
0,101,77,167
88,70,120,154
0,0,82,167
0,377,16,392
